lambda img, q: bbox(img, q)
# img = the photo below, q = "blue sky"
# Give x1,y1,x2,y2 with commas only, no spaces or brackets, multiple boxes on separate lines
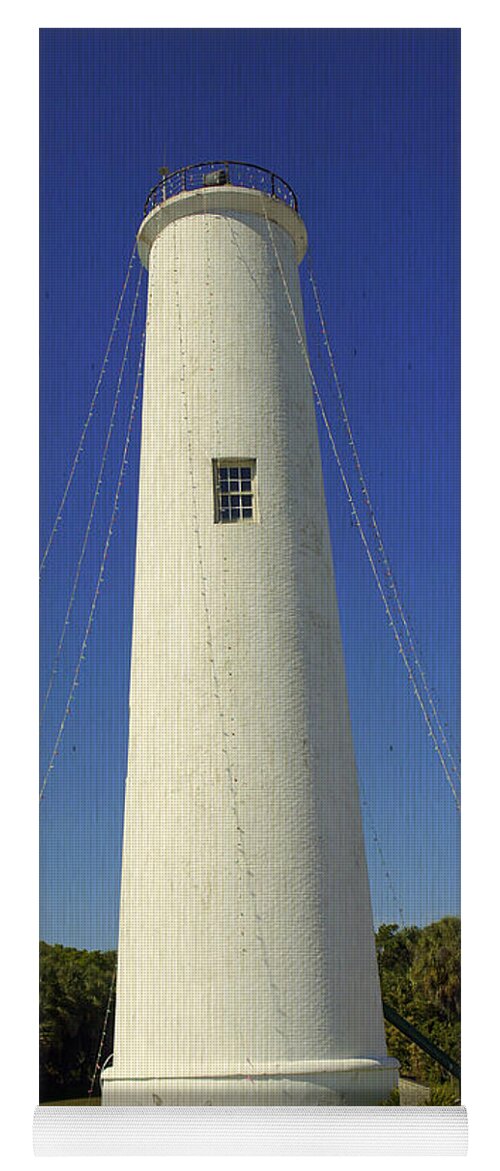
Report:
39,28,460,950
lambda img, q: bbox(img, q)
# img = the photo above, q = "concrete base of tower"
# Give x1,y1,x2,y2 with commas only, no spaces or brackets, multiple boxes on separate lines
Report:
101,1058,399,1106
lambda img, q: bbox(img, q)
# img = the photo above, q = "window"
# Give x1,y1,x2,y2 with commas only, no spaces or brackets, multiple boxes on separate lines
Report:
214,460,256,523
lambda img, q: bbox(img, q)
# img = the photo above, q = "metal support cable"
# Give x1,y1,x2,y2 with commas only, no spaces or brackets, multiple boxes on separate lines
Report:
314,381,461,813
39,243,138,579
88,963,117,1098
307,258,460,783
259,195,460,813
39,324,146,803
39,264,144,728
358,777,406,926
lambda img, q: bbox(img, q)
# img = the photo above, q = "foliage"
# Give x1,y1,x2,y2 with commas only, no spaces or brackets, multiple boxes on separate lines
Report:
427,1079,460,1105
40,918,460,1101
39,942,116,1102
376,917,460,1090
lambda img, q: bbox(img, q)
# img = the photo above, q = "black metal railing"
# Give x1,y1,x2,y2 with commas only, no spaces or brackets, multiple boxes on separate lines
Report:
143,161,298,217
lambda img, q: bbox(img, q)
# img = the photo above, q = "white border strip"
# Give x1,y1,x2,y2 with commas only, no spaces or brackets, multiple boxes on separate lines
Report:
33,1106,468,1156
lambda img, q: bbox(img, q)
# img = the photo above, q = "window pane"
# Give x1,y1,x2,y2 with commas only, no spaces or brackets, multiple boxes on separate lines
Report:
215,460,255,523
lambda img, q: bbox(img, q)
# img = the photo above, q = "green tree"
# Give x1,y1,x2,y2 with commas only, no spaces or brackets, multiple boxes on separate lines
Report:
39,942,116,1101
411,917,460,1019
375,917,460,1090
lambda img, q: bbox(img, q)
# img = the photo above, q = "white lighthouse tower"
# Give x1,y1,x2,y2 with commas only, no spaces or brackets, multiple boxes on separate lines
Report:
101,163,398,1106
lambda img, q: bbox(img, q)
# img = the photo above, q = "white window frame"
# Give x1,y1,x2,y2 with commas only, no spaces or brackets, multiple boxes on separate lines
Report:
213,459,257,524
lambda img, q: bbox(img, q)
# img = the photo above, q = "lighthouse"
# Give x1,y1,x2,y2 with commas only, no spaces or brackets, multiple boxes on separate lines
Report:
101,163,398,1106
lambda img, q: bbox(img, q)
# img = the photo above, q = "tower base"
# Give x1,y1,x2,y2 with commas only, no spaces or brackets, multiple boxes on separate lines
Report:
101,1058,398,1106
